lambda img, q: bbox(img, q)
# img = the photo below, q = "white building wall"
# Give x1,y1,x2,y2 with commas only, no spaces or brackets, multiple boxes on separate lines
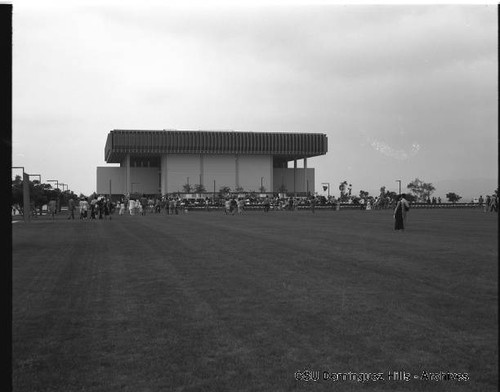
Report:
203,154,237,192
238,155,272,192
273,168,315,194
96,167,126,194
99,154,315,196
130,167,160,194
166,154,202,193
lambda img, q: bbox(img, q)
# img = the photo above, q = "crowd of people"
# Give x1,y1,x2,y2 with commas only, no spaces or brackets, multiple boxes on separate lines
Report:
62,194,331,218
56,192,411,233
62,195,115,220
43,191,499,223
478,195,498,212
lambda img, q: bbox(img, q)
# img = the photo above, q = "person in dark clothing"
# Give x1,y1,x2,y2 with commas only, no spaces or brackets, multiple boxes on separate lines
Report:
394,194,410,231
310,196,316,213
90,197,97,219
97,197,104,219
103,198,112,220
140,194,148,216
263,196,270,212
230,197,237,215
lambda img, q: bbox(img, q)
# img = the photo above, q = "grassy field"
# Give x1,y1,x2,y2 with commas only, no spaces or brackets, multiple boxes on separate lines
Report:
12,208,498,391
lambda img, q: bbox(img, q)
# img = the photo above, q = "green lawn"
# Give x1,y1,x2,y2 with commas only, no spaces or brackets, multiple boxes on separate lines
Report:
12,208,498,391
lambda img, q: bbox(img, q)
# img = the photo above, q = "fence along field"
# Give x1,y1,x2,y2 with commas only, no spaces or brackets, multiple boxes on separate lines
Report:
12,208,498,391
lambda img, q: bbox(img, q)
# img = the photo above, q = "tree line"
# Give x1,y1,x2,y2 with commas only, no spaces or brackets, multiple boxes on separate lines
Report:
11,175,80,216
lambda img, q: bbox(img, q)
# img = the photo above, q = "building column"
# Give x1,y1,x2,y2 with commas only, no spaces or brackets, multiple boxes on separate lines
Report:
281,161,286,194
160,154,168,195
124,154,131,195
199,154,204,189
269,155,273,194
235,154,239,189
293,159,297,196
303,158,308,195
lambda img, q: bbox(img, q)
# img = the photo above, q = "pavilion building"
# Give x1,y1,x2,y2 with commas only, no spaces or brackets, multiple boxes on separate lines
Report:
96,129,328,196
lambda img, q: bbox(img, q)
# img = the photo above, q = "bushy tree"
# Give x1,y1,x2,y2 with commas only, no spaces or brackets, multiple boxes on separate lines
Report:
12,176,74,216
446,192,462,203
31,182,53,215
339,180,352,202
193,184,206,193
407,178,435,202
182,183,193,193
359,190,369,199
405,193,417,203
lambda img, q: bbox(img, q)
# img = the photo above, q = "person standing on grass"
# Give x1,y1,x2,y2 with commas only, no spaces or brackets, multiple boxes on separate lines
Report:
237,198,245,214
119,200,125,215
173,198,178,214
310,196,316,213
140,194,148,216
263,196,270,213
224,198,231,215
97,196,104,219
129,199,135,215
103,198,112,220
230,197,237,215
489,195,497,212
89,196,96,219
79,198,89,219
67,197,75,220
48,199,57,220
394,193,410,231
484,195,490,212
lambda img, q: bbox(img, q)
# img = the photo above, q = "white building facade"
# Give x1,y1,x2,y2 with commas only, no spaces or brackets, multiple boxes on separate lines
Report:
96,130,327,196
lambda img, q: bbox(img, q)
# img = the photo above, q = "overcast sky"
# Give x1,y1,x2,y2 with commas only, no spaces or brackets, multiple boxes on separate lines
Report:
11,1,498,199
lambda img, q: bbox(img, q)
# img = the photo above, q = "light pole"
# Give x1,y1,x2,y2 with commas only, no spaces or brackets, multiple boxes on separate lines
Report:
321,182,330,198
60,183,67,192
396,180,401,195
